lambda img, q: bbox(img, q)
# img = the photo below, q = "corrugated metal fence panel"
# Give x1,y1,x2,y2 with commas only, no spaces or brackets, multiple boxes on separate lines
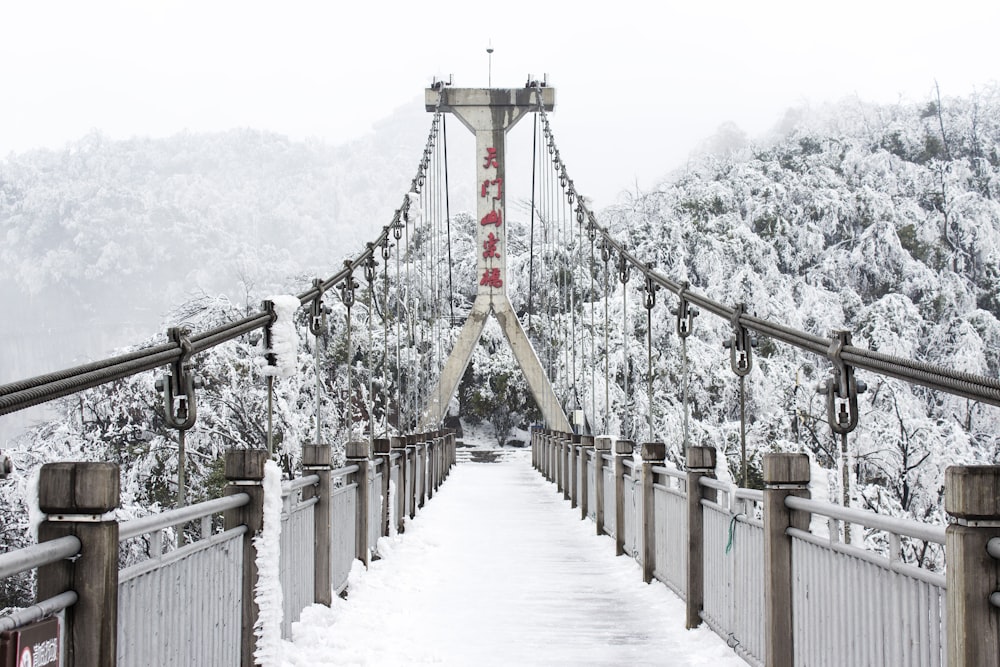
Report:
791,534,946,667
622,471,641,563
701,503,734,638
733,517,764,663
652,483,687,599
331,484,357,594
369,470,383,552
587,458,596,521
390,461,401,531
279,496,316,639
602,458,615,537
701,502,764,666
118,529,243,667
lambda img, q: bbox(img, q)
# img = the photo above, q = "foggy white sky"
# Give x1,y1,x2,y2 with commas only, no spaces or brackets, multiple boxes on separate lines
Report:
2,0,997,205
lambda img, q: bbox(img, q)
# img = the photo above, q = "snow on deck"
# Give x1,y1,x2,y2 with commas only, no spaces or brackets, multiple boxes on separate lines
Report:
282,450,745,667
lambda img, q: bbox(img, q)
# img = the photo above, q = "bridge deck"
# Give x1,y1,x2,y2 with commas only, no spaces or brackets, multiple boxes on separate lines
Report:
283,450,743,666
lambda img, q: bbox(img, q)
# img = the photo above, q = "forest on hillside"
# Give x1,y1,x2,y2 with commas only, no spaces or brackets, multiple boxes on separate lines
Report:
3,86,1000,607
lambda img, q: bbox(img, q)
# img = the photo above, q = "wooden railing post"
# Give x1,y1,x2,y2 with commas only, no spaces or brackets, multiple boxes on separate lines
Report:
434,432,442,491
390,436,407,533
559,431,566,492
763,452,810,667
405,435,417,519
446,430,454,472
614,439,634,556
554,431,560,483
346,440,371,567
373,438,391,538
685,445,716,628
37,462,120,667
541,431,548,479
546,431,554,481
562,433,572,501
302,444,332,606
428,433,436,498
594,436,611,535
945,466,1000,666
641,442,666,584
425,434,433,501
532,428,538,469
580,435,594,521
223,449,268,667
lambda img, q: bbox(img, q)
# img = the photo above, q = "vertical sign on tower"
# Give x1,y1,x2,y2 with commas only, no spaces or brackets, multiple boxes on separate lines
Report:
478,139,505,291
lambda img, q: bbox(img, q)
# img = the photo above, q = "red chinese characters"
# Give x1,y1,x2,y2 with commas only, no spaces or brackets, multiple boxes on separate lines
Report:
483,147,499,169
479,147,503,290
480,209,502,227
483,232,500,259
479,267,502,288
480,178,503,202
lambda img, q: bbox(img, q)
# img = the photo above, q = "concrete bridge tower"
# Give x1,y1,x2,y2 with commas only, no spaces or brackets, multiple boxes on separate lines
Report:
419,85,571,433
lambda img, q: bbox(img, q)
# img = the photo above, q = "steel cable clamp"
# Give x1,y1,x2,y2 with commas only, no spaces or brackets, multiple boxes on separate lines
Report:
380,228,392,262
156,327,199,431
364,243,378,285
309,278,328,338
617,247,630,284
675,281,699,339
643,263,659,310
822,329,866,435
339,262,359,310
724,303,755,377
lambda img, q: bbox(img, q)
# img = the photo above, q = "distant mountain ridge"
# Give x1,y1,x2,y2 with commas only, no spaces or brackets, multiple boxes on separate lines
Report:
0,100,434,381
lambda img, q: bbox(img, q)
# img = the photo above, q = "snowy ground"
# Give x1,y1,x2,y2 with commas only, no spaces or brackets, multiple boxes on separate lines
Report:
455,417,532,449
281,450,745,667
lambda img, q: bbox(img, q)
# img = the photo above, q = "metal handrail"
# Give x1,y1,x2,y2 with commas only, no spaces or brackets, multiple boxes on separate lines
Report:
0,535,81,579
651,465,685,480
333,464,360,478
0,591,78,632
282,474,320,495
119,493,249,541
784,495,946,544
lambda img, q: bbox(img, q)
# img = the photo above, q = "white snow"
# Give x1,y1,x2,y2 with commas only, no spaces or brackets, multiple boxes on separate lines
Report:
281,451,744,666
260,294,300,378
406,191,422,223
26,466,42,541
254,459,285,666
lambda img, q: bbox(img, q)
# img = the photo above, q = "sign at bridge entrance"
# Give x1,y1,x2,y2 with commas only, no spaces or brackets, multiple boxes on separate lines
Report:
420,85,571,432
1,617,60,667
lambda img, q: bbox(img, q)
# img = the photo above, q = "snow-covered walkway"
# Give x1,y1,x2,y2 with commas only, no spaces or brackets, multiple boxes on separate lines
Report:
282,450,745,666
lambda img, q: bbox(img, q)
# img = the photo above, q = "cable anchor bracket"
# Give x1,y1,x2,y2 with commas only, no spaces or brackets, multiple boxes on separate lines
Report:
643,263,660,310
723,303,755,377
821,329,867,435
309,278,330,338
617,247,631,284
675,281,699,339
364,243,378,285
339,262,360,311
156,327,200,431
